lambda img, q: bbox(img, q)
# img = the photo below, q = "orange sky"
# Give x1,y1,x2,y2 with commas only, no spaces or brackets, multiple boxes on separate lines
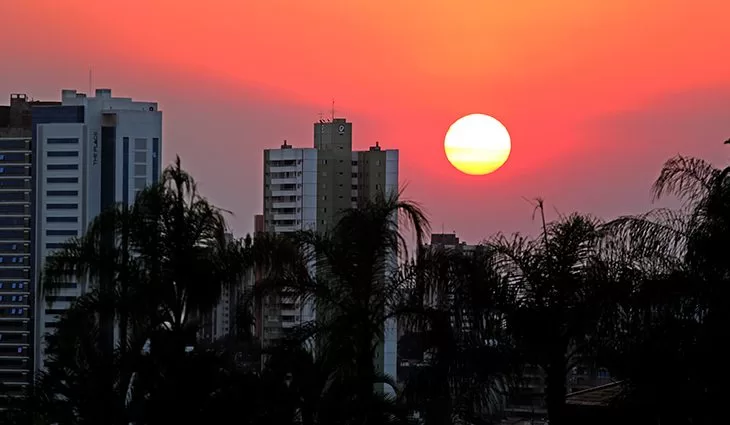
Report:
2,0,730,241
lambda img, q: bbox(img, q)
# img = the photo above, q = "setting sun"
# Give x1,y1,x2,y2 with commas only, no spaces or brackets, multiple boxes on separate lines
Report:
444,114,512,176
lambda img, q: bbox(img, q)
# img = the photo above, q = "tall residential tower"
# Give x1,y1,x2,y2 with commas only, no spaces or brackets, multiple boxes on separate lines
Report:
261,118,398,386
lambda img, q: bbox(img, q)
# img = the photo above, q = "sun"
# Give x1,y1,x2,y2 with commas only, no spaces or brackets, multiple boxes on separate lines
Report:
444,114,511,176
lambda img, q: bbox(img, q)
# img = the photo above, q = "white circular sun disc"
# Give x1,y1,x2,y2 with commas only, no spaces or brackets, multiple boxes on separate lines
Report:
444,114,511,175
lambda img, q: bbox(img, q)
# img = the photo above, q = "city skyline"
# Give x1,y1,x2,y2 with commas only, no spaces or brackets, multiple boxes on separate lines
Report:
0,88,162,393
3,0,728,244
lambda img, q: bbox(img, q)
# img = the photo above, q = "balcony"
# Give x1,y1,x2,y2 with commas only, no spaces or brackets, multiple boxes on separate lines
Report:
273,213,297,221
273,225,299,233
272,201,297,209
271,177,298,185
269,165,298,173
271,189,298,197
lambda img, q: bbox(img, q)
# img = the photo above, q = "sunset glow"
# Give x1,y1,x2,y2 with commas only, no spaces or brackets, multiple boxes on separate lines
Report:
1,0,729,239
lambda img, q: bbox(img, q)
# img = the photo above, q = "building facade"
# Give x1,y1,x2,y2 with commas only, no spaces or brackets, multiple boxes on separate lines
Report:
261,118,399,388
0,94,60,398
31,88,162,372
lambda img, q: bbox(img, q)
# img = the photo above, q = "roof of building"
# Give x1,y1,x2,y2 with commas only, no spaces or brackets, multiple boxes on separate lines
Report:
565,381,623,407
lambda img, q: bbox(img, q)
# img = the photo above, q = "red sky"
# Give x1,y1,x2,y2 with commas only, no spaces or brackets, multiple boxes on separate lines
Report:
2,0,729,242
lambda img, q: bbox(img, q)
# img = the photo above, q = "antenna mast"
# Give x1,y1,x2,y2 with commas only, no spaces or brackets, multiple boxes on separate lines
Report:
88,67,93,94
331,98,335,121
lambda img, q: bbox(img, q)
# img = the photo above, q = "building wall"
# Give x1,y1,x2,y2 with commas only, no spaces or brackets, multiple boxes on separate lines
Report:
0,136,33,396
314,119,352,231
32,89,162,372
30,104,85,376
35,123,87,343
261,147,318,347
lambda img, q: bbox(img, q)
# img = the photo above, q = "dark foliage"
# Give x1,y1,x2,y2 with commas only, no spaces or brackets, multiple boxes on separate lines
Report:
7,144,730,425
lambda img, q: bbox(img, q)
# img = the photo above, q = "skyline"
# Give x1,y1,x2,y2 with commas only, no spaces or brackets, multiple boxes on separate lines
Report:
2,0,729,243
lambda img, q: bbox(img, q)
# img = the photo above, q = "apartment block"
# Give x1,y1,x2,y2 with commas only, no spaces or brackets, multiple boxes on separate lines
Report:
261,118,399,389
0,94,60,398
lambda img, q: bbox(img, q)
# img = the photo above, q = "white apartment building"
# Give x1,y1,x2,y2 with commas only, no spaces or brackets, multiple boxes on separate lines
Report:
32,88,162,371
262,119,399,392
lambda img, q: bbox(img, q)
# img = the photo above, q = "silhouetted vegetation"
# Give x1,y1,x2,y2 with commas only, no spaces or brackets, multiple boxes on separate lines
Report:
3,146,730,424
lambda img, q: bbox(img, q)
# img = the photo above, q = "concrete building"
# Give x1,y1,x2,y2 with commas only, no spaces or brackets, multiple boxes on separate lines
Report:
0,94,56,398
261,118,399,387
32,88,162,371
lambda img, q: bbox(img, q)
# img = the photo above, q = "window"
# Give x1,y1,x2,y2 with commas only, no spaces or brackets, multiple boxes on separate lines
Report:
134,178,147,190
0,205,26,214
0,256,28,265
0,192,27,202
0,243,28,253
134,164,146,176
47,164,78,170
0,230,26,240
47,151,78,157
46,190,78,197
134,152,146,163
47,138,78,144
46,243,66,249
47,216,78,223
47,177,78,184
0,269,29,279
0,179,28,189
0,217,26,226
0,166,30,176
47,204,78,210
46,230,78,237
134,138,147,150
0,139,28,150
0,153,27,162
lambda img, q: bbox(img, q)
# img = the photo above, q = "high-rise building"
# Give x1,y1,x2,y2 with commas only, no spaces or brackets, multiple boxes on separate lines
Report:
0,94,59,398
31,88,162,371
261,118,399,388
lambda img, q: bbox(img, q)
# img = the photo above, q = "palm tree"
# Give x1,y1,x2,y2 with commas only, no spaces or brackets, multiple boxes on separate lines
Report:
600,148,730,423
492,206,612,425
256,190,428,424
38,157,250,424
396,244,518,424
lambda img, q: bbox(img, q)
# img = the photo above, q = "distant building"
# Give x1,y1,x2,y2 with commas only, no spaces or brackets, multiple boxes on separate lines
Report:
199,232,256,343
261,118,398,386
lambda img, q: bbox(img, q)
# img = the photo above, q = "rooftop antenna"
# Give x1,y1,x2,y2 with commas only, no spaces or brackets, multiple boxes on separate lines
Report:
88,67,93,95
331,98,335,121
